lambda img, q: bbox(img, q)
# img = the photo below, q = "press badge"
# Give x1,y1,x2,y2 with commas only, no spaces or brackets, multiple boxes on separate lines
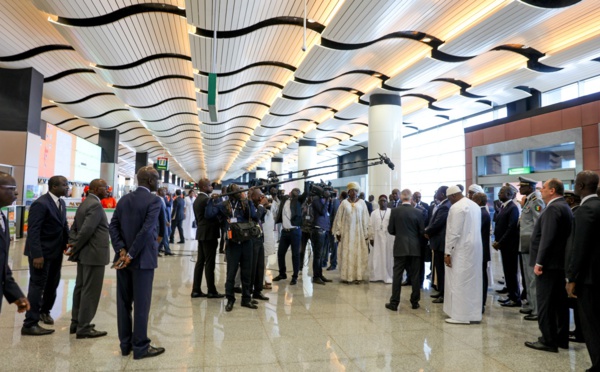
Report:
230,217,237,223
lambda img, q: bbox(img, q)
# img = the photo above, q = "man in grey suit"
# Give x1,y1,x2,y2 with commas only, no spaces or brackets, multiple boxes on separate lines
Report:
67,179,110,338
386,189,424,311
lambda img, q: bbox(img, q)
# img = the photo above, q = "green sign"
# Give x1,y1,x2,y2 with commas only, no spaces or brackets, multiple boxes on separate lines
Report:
156,157,169,171
208,73,218,122
508,166,532,175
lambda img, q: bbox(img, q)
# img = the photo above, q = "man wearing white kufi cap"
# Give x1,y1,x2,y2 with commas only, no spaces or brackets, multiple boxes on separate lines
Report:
332,182,371,283
467,184,484,199
443,185,483,324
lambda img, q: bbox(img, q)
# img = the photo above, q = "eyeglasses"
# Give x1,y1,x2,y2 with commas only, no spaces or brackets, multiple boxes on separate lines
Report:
0,185,17,190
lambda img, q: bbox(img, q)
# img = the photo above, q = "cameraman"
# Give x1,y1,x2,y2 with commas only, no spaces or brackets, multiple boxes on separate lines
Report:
273,186,308,285
248,188,270,301
311,186,333,285
206,184,257,312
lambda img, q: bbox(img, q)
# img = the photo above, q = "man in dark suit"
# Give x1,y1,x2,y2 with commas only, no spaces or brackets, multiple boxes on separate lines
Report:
0,173,29,315
67,178,110,338
386,189,424,311
191,179,224,299
169,189,185,244
157,187,173,256
388,189,400,208
359,192,373,215
424,186,450,303
525,178,573,353
22,175,69,336
493,185,521,307
566,171,600,369
473,192,491,313
110,166,165,359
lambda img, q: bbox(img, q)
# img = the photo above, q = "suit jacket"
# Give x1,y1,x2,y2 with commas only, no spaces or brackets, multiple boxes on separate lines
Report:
109,187,162,270
1,212,24,313
388,204,424,257
493,201,520,252
365,200,373,215
194,193,220,241
387,200,401,209
481,207,491,263
24,193,69,260
566,196,600,284
171,196,185,221
157,196,167,239
530,197,573,270
425,199,451,252
68,195,110,266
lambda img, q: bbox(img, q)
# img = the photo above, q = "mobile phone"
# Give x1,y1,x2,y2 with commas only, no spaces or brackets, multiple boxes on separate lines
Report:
111,260,125,269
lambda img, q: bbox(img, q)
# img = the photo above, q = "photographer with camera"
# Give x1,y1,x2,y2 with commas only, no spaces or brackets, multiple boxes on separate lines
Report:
273,186,308,285
206,184,258,312
310,184,333,285
248,188,270,301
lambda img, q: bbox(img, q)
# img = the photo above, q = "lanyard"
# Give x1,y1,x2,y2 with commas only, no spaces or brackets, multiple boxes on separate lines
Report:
379,209,387,229
231,201,239,218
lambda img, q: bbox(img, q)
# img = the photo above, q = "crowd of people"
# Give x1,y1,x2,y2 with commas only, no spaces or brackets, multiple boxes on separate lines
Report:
0,167,599,370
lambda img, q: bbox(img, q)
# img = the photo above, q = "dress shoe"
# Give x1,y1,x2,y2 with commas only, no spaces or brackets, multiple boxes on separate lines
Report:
313,277,326,285
233,287,242,293
177,241,185,244
412,303,420,309
225,300,235,312
76,329,108,339
498,297,511,304
430,291,442,299
385,303,398,311
207,292,225,299
253,293,269,301
164,252,175,256
70,323,95,334
520,308,533,315
134,345,166,360
500,300,522,307
445,318,470,324
169,240,174,244
40,313,54,325
241,301,258,309
558,342,569,349
401,280,410,286
569,335,585,343
157,253,163,257
524,340,558,353
290,278,297,285
495,287,508,294
251,299,259,305
21,325,55,336
191,291,207,298
272,275,287,281
524,314,538,321
122,349,131,356
326,266,336,271
320,276,332,283
432,297,444,304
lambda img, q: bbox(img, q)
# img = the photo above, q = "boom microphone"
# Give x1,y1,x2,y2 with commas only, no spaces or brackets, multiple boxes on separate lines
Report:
378,153,395,170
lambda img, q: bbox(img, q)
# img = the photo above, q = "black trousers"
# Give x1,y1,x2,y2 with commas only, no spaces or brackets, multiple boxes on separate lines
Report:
193,238,218,294
24,255,62,327
500,247,520,301
482,260,489,307
251,238,265,295
225,240,253,303
71,263,105,334
390,256,421,306
170,219,184,242
116,266,154,357
310,229,325,279
578,284,600,371
433,250,445,296
536,269,569,348
277,229,301,279
300,231,311,267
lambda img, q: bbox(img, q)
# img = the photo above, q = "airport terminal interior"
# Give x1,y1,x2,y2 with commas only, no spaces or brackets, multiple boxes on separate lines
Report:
2,0,600,371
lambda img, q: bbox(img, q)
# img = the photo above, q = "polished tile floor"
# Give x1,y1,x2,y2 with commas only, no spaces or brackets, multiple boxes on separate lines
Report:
2,239,592,371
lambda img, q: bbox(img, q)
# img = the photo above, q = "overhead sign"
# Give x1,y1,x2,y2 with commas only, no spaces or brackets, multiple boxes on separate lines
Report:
156,157,169,171
208,73,218,122
508,166,532,175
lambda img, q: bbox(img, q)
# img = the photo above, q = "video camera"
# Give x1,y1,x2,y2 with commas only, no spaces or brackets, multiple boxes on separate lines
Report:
306,179,334,198
248,171,280,194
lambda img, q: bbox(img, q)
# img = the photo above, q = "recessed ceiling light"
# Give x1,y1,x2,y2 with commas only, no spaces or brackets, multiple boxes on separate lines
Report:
373,73,382,78
307,19,316,23
422,37,432,43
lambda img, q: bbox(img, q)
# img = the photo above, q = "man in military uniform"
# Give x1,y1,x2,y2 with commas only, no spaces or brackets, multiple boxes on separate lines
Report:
518,176,545,321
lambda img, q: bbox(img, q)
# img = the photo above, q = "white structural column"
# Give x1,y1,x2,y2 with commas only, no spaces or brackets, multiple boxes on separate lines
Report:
368,93,402,198
298,139,317,191
255,166,267,179
271,157,283,176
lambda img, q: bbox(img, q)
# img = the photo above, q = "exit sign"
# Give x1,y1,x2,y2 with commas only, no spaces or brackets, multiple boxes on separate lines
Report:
156,157,169,171
508,166,532,175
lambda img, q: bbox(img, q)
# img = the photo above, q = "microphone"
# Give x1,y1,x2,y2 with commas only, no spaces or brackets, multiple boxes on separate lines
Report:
378,153,395,170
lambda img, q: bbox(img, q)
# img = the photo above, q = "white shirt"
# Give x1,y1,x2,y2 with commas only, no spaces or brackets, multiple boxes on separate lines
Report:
282,199,293,229
581,194,598,205
545,196,561,208
87,193,100,202
49,192,61,209
0,211,5,232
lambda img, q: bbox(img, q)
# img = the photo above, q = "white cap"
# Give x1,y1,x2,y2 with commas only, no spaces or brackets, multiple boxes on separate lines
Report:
447,185,462,196
468,184,484,194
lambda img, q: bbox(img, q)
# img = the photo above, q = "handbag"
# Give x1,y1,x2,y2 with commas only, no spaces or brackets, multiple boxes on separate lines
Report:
228,200,262,242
